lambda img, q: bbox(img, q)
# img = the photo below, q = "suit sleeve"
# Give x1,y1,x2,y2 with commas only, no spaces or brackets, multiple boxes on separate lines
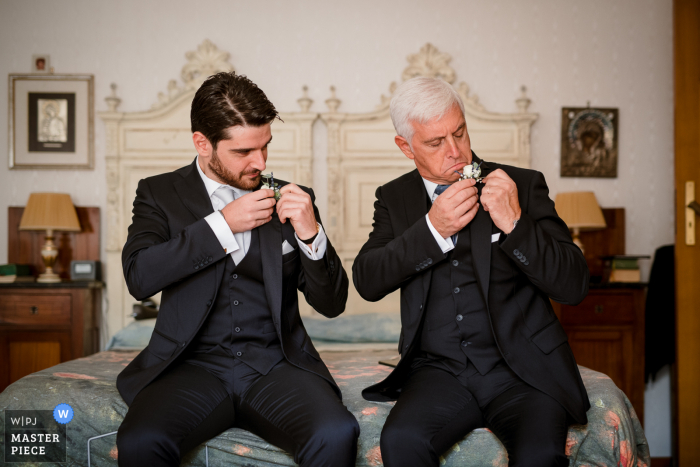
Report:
296,188,349,318
352,185,445,302
121,178,227,300
499,171,589,305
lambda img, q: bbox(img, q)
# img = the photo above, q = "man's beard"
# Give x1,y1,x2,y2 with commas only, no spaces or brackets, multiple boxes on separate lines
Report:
208,148,261,190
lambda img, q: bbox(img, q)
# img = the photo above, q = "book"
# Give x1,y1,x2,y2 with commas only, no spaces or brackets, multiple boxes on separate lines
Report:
609,269,641,283
0,264,33,276
601,255,650,283
0,275,36,283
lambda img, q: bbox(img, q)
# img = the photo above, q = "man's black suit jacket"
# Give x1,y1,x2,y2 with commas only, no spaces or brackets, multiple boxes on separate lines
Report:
117,159,348,406
353,156,591,424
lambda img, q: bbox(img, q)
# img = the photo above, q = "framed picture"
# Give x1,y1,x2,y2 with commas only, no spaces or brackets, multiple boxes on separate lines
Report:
31,55,50,73
9,74,94,170
560,107,618,178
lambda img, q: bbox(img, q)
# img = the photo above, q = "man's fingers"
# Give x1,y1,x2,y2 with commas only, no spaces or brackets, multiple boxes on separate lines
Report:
255,197,276,209
279,183,303,195
484,168,510,181
250,188,276,200
444,179,476,198
458,201,479,225
277,192,309,205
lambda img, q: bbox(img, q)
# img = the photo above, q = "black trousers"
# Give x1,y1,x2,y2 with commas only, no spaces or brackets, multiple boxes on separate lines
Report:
117,360,359,467
381,362,569,467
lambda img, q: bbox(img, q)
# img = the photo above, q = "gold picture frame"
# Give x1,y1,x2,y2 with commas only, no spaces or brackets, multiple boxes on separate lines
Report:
9,74,94,170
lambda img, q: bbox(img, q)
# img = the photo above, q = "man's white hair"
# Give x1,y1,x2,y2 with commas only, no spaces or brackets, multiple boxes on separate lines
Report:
390,76,465,148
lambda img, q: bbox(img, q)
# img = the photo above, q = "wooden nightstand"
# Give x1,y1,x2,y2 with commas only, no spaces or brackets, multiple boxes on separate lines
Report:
0,282,102,391
552,283,646,424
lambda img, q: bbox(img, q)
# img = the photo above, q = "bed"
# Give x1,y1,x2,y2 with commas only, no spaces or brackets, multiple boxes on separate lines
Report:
0,41,650,466
0,313,649,466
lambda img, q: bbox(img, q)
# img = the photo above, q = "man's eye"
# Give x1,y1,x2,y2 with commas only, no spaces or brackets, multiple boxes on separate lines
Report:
454,131,464,138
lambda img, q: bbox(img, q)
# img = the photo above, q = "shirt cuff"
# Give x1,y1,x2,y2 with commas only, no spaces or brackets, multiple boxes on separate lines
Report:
425,214,454,253
204,211,240,254
295,223,327,260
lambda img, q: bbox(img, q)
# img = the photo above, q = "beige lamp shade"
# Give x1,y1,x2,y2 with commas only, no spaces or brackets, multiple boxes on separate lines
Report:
19,193,81,232
554,191,606,231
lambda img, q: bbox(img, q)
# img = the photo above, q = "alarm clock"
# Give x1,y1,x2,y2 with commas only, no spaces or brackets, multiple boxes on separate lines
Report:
70,260,101,281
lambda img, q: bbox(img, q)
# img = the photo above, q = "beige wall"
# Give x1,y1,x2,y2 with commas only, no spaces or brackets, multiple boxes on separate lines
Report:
0,0,673,455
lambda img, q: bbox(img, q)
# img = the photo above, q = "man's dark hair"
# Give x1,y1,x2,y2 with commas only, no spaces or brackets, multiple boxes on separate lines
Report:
191,72,280,148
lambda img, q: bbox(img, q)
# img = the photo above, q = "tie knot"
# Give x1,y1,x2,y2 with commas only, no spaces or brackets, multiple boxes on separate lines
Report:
215,185,235,204
434,184,450,196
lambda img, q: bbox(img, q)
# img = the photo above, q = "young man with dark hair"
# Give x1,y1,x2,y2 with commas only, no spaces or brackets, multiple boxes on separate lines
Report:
116,72,358,467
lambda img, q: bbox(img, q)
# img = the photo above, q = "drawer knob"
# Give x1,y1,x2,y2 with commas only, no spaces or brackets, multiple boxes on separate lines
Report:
30,306,38,315
594,305,604,314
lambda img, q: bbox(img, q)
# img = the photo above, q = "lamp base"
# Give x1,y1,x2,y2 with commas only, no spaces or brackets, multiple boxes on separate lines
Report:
37,273,61,283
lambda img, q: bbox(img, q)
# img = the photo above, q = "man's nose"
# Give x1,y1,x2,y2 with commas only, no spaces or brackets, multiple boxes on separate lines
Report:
250,150,267,171
445,136,460,159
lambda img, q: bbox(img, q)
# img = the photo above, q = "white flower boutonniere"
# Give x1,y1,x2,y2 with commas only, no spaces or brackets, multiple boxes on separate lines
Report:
455,161,484,183
261,173,282,200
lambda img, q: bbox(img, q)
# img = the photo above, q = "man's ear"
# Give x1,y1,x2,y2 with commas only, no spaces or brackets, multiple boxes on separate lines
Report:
192,131,213,158
395,135,415,160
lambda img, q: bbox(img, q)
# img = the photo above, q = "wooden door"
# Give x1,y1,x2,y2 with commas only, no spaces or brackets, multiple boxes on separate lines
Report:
674,0,700,462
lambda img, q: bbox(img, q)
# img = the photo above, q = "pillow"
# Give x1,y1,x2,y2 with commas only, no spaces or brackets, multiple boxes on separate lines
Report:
105,318,156,350
302,312,401,343
105,312,402,350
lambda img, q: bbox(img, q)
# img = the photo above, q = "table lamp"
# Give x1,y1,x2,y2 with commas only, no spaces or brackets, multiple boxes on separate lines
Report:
554,191,607,254
19,193,81,283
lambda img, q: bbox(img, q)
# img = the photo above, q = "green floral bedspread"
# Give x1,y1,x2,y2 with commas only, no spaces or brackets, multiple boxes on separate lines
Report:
0,350,650,466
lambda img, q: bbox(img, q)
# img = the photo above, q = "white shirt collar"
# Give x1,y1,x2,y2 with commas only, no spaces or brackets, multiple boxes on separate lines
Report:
421,177,439,200
195,155,250,198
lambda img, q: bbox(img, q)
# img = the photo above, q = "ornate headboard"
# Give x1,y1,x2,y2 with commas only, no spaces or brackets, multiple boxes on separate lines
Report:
320,43,539,315
99,40,317,338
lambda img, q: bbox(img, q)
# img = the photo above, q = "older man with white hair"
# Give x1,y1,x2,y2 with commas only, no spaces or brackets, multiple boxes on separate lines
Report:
353,77,590,467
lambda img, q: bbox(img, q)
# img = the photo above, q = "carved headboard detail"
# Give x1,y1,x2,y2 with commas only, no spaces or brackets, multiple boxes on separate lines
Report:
99,40,318,337
320,43,539,315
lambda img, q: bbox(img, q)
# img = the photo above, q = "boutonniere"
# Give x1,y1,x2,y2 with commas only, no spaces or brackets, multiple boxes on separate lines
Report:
261,173,282,200
455,161,484,183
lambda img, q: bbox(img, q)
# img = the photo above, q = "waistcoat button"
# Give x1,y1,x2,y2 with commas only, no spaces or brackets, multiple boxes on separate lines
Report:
233,300,239,305
232,274,238,279
456,314,463,321
452,260,459,266
454,287,460,294
236,351,242,357
461,340,468,347
235,327,241,332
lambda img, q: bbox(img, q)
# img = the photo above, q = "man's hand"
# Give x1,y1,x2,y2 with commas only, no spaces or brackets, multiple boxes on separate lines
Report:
481,169,521,234
277,184,318,240
428,178,479,239
221,189,276,234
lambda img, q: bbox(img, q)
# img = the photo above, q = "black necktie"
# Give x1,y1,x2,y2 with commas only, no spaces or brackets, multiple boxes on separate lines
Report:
433,185,457,245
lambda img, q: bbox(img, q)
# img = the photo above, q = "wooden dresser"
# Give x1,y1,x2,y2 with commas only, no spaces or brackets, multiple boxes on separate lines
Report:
1,205,102,392
552,208,647,424
0,282,102,391
552,283,646,424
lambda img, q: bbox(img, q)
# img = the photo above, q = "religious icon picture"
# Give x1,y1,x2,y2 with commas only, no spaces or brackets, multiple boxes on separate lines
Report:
560,107,619,178
8,74,94,169
28,93,76,152
32,54,50,73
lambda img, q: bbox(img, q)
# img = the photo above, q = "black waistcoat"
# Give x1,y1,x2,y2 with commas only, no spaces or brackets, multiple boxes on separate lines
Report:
419,223,502,376
187,228,284,382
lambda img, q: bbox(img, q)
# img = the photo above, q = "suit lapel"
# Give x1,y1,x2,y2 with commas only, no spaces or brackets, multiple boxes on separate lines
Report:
403,170,434,313
174,158,215,220
470,154,493,304
259,212,283,325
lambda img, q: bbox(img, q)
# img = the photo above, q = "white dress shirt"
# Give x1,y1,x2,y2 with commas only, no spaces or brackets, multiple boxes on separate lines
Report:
422,178,457,254
196,157,327,264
